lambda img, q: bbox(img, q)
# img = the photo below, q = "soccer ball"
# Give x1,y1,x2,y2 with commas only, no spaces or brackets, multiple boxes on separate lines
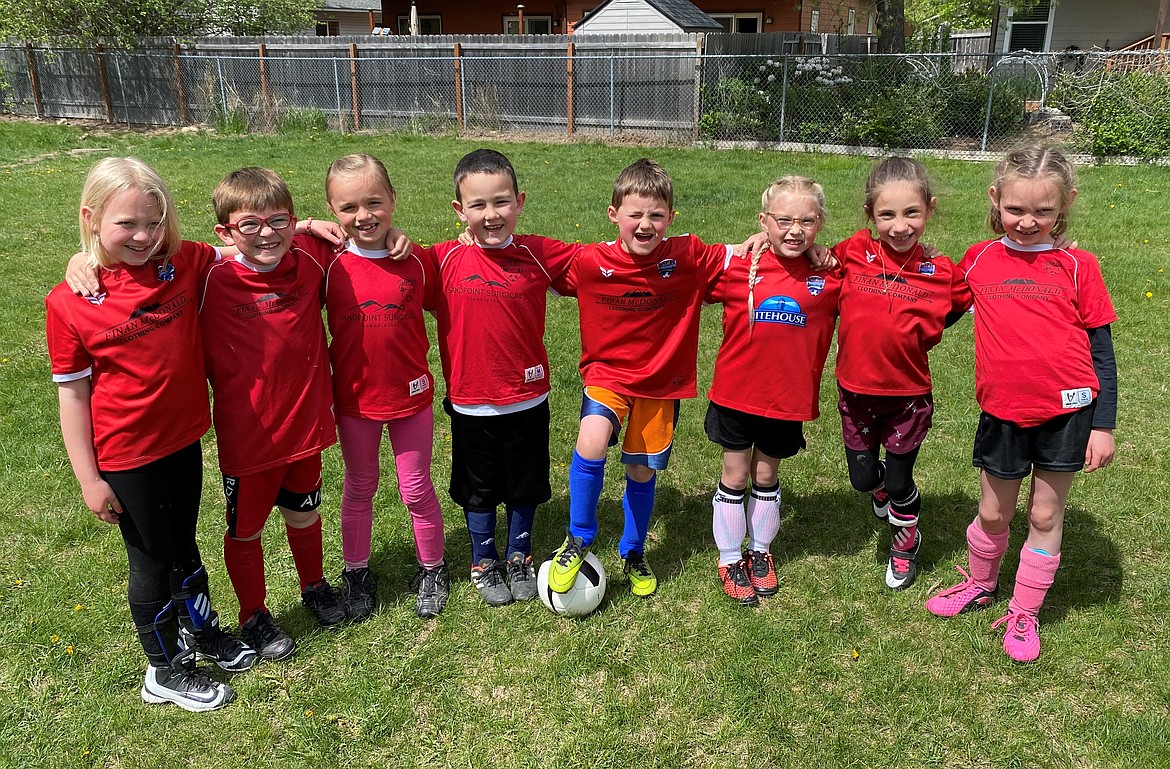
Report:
536,552,607,617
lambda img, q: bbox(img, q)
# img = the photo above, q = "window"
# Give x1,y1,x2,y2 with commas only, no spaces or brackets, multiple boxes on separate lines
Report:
1004,1,1053,51
504,15,552,34
868,14,875,35
396,14,442,34
847,9,856,35
709,13,762,33
315,20,339,36
810,10,819,33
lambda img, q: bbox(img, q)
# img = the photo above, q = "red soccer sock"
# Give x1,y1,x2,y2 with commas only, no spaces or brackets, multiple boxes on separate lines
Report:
223,533,266,626
286,516,325,592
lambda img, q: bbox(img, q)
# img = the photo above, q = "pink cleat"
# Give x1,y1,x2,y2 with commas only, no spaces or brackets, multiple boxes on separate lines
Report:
925,566,998,618
993,611,1041,663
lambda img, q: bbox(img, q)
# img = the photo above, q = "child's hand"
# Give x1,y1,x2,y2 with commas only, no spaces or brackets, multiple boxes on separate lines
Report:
733,232,770,258
456,227,475,247
807,244,839,270
299,217,346,245
81,478,122,524
1052,234,1078,250
921,242,942,259
386,227,413,260
66,253,102,297
1084,428,1115,472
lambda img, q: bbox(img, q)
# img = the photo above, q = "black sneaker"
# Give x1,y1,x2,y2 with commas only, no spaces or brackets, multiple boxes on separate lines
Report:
470,558,513,607
506,552,538,602
340,567,377,622
302,579,346,627
141,655,234,712
409,563,450,619
885,531,922,591
178,619,258,672
240,609,296,661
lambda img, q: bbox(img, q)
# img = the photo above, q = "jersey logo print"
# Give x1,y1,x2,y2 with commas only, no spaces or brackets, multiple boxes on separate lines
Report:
753,295,808,327
85,292,108,306
600,267,614,277
918,262,936,275
462,274,509,288
806,276,825,296
657,258,677,278
865,249,878,263
354,299,404,311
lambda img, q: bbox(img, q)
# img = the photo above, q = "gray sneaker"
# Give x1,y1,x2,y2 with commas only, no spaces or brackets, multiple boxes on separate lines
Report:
506,552,538,601
470,558,513,607
409,563,449,619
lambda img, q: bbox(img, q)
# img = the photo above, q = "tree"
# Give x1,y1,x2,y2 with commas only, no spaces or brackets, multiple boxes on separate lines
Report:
0,0,312,45
876,0,907,53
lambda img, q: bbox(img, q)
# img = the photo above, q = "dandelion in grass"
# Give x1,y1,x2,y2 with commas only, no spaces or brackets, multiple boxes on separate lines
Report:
1147,292,1154,298
51,634,60,643
304,709,314,718
74,604,83,612
66,645,74,655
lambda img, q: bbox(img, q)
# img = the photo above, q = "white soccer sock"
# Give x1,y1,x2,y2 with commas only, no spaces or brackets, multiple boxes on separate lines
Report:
746,483,781,553
711,483,747,566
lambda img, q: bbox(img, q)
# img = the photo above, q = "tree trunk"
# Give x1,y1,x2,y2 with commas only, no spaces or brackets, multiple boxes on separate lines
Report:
877,0,906,53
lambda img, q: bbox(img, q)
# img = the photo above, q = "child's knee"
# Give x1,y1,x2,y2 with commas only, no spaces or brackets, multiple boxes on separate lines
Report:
626,464,655,484
280,508,319,529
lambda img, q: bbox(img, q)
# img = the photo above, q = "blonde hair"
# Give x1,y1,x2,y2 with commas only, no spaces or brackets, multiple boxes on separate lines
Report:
863,156,933,218
212,167,294,224
326,153,396,202
611,158,673,210
748,176,826,337
79,157,180,268
988,144,1077,237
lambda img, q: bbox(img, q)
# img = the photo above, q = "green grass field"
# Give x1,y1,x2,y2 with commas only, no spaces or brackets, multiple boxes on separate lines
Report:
1,121,1168,768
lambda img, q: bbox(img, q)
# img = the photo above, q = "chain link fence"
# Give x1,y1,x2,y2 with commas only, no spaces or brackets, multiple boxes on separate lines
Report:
2,37,1168,160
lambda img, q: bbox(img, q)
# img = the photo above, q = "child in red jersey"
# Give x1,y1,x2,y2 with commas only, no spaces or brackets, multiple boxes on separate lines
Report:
547,158,733,598
926,146,1117,663
204,167,350,658
426,149,580,607
322,154,448,620
834,156,970,592
706,176,842,606
47,158,252,712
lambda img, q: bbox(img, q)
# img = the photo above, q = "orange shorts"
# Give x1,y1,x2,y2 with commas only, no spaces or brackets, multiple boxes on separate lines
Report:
581,386,680,470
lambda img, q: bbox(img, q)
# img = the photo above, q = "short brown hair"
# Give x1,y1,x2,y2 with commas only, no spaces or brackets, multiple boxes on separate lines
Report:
611,158,673,210
212,167,295,224
453,148,518,201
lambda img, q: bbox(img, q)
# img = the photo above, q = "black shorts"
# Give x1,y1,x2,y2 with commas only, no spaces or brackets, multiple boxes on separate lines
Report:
972,404,1096,480
444,398,551,511
704,401,806,460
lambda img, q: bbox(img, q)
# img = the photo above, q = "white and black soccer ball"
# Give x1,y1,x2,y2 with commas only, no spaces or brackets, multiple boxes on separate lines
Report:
536,552,607,617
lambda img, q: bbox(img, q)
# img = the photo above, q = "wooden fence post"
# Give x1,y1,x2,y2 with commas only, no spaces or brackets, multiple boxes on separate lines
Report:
24,43,43,118
453,42,464,132
172,43,189,124
566,42,575,135
259,43,271,124
349,43,362,131
95,44,114,123
691,36,703,142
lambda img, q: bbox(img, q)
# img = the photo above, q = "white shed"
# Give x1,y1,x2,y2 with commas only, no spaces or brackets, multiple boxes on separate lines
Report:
574,0,724,35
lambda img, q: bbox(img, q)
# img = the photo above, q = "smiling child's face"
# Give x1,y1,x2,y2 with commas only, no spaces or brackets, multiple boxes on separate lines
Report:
452,171,525,247
608,193,674,257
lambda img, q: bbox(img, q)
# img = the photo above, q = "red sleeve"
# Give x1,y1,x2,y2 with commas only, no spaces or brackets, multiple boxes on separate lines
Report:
1074,250,1118,328
416,245,441,313
45,292,90,377
530,235,581,283
949,257,973,313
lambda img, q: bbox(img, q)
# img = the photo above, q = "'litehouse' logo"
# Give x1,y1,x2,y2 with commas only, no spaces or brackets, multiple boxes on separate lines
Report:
657,258,677,279
753,295,807,327
806,276,825,296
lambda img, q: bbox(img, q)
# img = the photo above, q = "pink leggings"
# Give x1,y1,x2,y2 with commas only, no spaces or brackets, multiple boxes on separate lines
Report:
337,407,445,568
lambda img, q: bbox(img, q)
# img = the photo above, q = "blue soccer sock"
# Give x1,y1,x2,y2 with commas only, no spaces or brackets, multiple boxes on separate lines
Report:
505,504,537,558
619,472,657,558
464,508,499,564
567,451,606,547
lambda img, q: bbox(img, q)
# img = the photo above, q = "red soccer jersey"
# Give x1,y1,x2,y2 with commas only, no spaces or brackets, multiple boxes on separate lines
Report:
555,235,731,400
45,241,216,471
960,238,1118,427
198,235,337,476
426,235,578,407
325,243,438,420
834,229,968,397
707,249,842,421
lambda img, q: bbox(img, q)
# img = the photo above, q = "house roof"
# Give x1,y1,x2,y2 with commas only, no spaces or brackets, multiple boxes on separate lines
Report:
317,0,380,11
578,0,724,32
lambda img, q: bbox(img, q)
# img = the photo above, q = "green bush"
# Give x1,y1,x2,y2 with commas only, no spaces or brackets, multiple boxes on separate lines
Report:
1052,69,1170,157
275,106,328,134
